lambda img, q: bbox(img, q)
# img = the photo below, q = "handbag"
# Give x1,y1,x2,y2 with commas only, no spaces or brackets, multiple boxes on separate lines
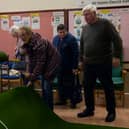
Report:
73,74,82,104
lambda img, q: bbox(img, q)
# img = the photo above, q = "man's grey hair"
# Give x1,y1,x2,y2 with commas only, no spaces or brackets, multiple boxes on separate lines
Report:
82,4,97,14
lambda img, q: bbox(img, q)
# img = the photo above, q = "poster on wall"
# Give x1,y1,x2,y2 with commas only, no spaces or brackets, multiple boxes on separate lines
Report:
51,12,64,36
73,11,85,41
69,11,84,42
31,13,40,29
0,15,9,31
22,17,31,27
11,16,22,27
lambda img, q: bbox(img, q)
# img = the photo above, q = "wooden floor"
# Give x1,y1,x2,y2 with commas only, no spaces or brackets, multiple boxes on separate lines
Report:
54,102,129,128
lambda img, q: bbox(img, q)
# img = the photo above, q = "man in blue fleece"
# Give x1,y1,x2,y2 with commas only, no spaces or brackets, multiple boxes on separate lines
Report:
53,24,79,108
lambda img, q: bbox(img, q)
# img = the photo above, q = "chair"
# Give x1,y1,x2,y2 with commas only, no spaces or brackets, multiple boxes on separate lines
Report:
0,61,23,92
96,65,127,107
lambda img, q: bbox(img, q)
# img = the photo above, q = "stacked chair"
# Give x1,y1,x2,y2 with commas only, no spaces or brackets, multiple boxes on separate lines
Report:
0,60,25,92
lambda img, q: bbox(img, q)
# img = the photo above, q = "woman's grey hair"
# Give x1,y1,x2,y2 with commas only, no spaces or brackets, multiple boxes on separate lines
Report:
82,4,97,14
9,25,19,35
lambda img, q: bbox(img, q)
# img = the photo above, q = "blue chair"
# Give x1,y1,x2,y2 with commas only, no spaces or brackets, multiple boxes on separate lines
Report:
0,61,23,92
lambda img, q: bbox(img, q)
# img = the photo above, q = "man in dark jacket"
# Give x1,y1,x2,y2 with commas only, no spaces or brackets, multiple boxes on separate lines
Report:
53,24,79,108
19,26,60,110
77,4,122,122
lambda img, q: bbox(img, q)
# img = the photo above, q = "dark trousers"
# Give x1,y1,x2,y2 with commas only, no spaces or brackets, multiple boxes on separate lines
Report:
84,63,116,113
22,75,53,110
41,76,53,110
57,70,76,105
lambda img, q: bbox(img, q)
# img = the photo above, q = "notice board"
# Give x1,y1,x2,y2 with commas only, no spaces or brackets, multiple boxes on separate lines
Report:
0,11,64,59
69,7,129,62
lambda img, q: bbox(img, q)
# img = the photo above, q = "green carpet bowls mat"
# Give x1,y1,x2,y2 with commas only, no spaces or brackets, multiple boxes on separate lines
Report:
0,87,127,129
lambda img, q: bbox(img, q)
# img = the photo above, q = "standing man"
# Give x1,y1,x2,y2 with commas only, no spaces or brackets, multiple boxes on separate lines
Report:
19,26,60,110
53,24,79,108
77,4,122,122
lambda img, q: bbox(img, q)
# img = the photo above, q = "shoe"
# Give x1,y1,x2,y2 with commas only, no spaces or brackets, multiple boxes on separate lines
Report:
77,109,94,118
105,112,116,122
55,101,66,105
